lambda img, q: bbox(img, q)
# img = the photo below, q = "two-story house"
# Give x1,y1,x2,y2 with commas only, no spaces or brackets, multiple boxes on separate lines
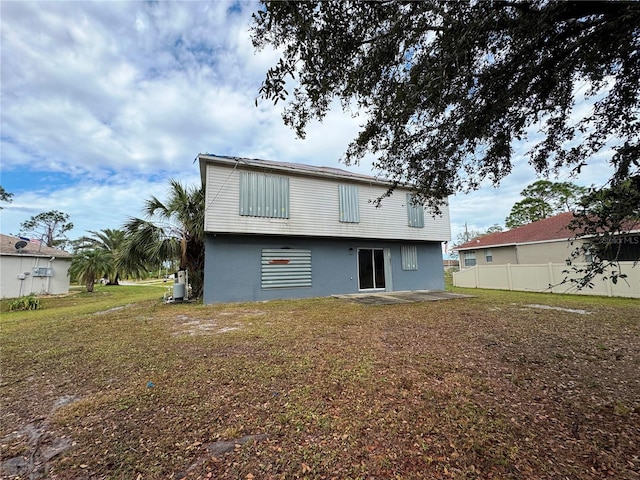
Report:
199,154,451,303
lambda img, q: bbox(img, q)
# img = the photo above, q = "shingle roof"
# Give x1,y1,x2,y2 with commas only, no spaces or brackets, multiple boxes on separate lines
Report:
455,212,577,251
0,234,72,258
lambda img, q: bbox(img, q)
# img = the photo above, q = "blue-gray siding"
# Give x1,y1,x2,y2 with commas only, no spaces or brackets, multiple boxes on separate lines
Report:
203,234,444,303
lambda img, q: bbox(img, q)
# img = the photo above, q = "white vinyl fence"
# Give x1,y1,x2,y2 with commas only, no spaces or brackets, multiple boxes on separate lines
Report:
453,262,639,298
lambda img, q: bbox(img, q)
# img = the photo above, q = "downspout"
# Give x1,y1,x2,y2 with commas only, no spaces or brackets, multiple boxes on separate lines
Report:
47,257,55,293
18,255,26,297
30,257,39,294
515,245,520,264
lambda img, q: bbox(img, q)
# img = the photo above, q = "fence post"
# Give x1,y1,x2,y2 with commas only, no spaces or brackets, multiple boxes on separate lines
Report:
548,263,555,293
507,263,513,290
474,266,479,288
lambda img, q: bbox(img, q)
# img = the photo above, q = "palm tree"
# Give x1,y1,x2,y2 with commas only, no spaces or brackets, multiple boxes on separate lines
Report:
120,179,205,297
75,229,130,285
68,249,113,293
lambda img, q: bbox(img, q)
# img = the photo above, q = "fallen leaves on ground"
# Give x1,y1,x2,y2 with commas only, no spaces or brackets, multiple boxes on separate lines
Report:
1,288,638,479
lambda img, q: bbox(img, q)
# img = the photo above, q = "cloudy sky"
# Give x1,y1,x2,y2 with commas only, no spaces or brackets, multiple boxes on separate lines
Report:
1,1,611,248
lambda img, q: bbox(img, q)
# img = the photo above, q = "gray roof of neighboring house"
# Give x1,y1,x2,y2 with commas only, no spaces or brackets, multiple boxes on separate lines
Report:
0,234,72,258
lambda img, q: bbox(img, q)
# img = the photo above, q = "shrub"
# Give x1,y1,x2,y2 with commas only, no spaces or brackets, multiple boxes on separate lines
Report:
9,295,41,311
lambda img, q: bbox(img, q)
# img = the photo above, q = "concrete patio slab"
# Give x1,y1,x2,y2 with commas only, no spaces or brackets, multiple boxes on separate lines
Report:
332,290,474,305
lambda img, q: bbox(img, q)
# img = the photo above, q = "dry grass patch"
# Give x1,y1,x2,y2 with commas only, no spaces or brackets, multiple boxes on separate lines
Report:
1,288,638,479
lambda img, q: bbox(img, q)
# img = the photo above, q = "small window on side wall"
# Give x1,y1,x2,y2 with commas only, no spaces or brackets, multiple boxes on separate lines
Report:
32,267,53,277
401,245,418,270
464,251,476,267
584,250,594,263
485,249,493,263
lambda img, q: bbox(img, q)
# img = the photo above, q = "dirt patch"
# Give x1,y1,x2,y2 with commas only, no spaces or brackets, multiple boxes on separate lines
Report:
176,434,270,479
93,304,132,315
172,311,266,336
524,303,592,315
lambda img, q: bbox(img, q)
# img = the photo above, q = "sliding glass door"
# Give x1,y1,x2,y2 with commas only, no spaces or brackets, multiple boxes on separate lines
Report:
358,248,386,290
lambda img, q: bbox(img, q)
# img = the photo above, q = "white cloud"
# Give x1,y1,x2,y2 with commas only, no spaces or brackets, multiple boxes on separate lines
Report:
0,0,619,243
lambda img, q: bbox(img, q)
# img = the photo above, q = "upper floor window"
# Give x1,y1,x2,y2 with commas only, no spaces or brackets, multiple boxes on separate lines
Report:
485,249,493,263
406,193,424,228
239,171,289,219
339,184,360,223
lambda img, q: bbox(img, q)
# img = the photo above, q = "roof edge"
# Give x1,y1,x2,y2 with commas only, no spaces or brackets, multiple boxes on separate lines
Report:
198,153,393,186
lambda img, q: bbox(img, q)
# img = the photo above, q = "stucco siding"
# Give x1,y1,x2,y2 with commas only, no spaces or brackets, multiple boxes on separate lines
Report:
489,247,518,265
462,247,517,266
516,240,576,264
203,234,444,303
460,240,591,267
204,162,450,241
0,255,71,298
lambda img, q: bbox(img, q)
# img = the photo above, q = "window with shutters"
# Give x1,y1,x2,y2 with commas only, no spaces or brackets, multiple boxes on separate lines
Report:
406,193,424,228
401,245,418,271
239,171,289,219
338,184,360,223
261,249,312,289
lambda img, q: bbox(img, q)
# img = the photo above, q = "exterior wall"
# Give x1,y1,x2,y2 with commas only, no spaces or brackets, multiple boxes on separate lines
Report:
459,240,591,267
488,247,517,265
453,262,639,298
516,240,576,264
461,247,517,267
203,234,444,303
203,162,451,242
0,255,71,298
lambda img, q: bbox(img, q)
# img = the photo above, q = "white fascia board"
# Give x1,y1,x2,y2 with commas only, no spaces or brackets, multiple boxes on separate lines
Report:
199,154,391,187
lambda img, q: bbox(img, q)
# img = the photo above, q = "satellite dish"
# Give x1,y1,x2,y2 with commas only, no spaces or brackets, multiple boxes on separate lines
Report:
15,240,28,250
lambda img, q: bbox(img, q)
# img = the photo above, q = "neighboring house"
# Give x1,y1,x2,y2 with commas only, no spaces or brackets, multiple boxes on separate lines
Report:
454,212,640,267
0,234,72,298
199,154,451,303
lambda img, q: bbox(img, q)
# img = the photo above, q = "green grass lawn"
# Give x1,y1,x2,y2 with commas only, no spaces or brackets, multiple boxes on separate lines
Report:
1,285,638,479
